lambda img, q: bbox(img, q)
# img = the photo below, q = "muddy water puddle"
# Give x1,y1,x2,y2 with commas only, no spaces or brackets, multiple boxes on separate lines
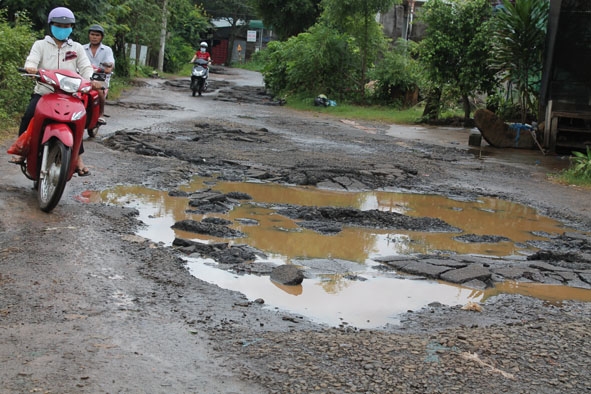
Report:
90,179,591,328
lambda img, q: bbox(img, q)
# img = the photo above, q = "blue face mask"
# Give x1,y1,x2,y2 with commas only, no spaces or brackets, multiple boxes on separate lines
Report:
51,26,73,41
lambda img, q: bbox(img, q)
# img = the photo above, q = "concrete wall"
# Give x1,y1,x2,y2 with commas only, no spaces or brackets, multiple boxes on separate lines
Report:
379,1,427,42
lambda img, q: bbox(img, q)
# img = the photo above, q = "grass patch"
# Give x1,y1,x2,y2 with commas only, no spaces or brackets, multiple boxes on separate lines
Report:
550,170,591,188
231,61,264,73
283,96,424,124
0,126,17,145
0,117,19,145
550,149,591,188
107,78,126,100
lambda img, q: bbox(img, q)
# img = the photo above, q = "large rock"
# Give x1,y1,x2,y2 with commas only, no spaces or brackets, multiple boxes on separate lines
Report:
270,264,304,286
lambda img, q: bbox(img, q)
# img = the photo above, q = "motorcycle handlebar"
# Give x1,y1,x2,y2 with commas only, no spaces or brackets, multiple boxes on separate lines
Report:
17,67,38,78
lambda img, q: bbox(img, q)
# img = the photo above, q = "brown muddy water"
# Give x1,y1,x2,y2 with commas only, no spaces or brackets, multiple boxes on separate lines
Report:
87,178,591,328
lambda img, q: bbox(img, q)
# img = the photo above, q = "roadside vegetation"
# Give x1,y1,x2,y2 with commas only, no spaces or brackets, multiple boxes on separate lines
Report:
0,0,549,124
3,0,587,183
552,148,591,187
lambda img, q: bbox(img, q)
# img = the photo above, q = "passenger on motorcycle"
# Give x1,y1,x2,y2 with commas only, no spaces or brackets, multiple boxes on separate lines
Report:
15,6,101,176
83,24,115,124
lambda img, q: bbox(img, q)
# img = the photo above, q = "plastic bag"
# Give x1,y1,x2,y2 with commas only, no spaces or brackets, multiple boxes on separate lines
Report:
7,120,33,156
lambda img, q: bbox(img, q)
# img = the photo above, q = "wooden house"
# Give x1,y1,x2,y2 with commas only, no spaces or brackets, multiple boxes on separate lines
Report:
540,0,591,152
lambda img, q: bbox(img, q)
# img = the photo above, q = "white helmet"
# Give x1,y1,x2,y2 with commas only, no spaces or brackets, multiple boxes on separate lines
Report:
200,42,208,48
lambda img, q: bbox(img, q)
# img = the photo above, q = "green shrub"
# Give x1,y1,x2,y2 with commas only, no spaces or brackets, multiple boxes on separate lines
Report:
0,12,37,125
569,147,591,179
261,24,360,100
553,147,591,187
238,50,269,72
368,39,421,107
164,35,195,74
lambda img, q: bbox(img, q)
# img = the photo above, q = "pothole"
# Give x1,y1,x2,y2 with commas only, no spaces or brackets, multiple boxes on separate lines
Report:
88,177,591,328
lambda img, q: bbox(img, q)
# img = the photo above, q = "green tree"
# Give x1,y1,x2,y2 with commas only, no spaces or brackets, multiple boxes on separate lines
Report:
173,2,209,49
368,38,420,107
164,1,209,73
3,0,103,34
321,0,399,96
104,0,161,77
252,0,322,41
261,24,359,98
490,0,549,123
418,0,496,120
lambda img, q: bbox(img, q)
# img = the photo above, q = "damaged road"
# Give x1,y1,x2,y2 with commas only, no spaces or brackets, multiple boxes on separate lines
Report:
0,67,590,393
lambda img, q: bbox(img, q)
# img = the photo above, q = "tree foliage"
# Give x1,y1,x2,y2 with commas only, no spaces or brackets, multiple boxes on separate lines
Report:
418,0,497,120
163,1,209,73
0,0,554,121
261,24,360,98
490,0,549,122
0,11,37,123
3,0,210,77
2,0,102,34
252,0,322,41
368,39,420,107
172,2,209,49
321,0,399,95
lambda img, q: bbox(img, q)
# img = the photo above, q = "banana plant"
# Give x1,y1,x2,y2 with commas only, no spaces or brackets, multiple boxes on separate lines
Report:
490,0,550,123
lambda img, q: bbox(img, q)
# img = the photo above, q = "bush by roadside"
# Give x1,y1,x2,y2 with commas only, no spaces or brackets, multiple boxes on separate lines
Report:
0,14,36,131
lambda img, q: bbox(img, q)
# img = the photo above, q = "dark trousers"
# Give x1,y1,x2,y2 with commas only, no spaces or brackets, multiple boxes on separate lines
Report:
18,93,84,155
18,94,41,135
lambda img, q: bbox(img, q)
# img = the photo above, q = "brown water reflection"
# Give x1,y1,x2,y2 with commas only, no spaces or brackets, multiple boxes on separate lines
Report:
99,178,567,259
483,281,591,303
90,178,591,327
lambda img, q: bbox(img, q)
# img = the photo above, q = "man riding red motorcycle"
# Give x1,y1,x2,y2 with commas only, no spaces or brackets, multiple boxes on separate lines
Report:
84,23,115,129
12,6,102,176
6,7,106,212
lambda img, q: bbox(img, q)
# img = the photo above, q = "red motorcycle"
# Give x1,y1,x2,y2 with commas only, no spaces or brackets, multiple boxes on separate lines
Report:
8,68,103,212
86,65,109,138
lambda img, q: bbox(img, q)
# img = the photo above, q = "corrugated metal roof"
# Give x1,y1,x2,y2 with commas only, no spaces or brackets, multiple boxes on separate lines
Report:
211,18,246,28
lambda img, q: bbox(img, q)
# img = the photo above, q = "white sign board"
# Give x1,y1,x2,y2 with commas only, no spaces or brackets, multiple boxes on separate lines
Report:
247,30,257,42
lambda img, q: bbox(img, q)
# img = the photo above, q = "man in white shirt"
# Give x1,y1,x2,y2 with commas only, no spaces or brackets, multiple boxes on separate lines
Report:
15,7,100,176
83,24,115,124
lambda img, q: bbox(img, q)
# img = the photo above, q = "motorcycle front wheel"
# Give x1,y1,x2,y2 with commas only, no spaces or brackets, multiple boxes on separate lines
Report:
191,79,197,97
198,79,204,96
38,138,71,212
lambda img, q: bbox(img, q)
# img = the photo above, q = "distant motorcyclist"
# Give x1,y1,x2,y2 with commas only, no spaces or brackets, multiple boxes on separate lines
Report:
190,41,212,64
83,24,114,124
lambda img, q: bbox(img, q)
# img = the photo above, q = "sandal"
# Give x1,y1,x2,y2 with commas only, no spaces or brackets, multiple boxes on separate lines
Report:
9,156,25,165
76,167,91,177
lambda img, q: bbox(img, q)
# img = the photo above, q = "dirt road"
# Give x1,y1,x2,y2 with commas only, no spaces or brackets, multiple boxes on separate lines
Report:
1,68,590,393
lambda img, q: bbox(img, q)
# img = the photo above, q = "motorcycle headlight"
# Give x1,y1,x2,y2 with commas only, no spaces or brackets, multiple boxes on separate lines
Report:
55,73,82,93
41,74,58,87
